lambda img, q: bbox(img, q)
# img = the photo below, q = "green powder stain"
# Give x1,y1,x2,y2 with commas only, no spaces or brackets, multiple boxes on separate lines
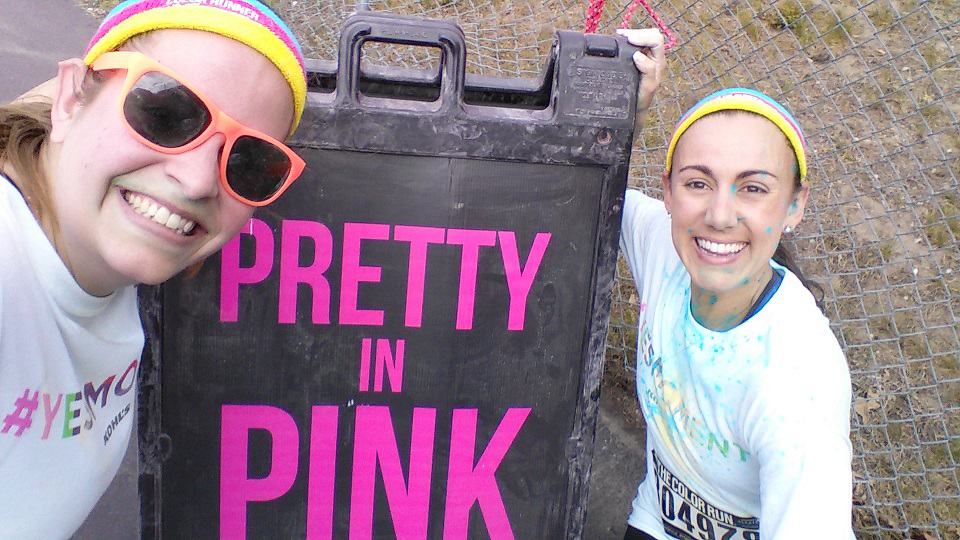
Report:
707,432,730,457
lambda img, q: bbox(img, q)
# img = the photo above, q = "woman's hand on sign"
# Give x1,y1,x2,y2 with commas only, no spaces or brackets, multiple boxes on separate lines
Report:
616,28,665,130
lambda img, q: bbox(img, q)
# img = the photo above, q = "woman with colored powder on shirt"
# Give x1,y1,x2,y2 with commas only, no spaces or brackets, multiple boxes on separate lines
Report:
619,87,855,539
0,1,307,536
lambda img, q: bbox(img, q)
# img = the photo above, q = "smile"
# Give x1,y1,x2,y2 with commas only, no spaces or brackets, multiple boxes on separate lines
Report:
695,237,747,256
122,190,197,236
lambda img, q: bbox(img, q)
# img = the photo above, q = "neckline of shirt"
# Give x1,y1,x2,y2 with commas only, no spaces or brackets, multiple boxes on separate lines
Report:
0,175,121,318
681,261,793,337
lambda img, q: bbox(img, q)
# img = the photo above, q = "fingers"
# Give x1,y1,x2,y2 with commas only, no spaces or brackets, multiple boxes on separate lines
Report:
618,28,667,129
632,50,659,79
616,28,664,50
617,27,666,89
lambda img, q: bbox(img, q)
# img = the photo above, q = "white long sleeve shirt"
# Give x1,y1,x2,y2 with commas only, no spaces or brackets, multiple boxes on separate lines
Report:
620,189,855,540
0,178,143,539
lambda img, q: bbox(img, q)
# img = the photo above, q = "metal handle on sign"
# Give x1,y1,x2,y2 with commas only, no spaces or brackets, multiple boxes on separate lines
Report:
336,13,467,110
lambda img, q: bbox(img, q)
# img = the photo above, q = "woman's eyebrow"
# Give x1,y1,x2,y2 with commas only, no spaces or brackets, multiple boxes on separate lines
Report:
677,164,715,178
737,169,779,180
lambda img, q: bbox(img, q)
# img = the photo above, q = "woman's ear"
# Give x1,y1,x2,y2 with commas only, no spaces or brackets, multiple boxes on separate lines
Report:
49,59,88,144
786,184,810,229
661,170,673,214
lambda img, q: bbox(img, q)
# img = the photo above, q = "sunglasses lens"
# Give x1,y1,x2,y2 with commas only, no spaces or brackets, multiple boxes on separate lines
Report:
123,72,211,148
225,136,293,203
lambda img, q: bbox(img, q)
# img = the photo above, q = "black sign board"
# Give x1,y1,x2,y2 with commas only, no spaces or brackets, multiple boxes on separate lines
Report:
139,12,639,539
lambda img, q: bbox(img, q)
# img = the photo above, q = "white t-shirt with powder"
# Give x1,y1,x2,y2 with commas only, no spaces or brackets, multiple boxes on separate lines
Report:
0,178,143,539
620,189,855,540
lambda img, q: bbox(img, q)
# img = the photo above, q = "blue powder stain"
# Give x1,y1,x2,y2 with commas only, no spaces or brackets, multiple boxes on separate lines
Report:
730,184,737,193
765,226,773,234
709,294,718,305
687,228,693,234
714,384,722,393
740,277,750,286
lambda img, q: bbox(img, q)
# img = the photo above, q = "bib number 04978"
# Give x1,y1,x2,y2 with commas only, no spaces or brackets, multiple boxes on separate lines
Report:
652,451,761,540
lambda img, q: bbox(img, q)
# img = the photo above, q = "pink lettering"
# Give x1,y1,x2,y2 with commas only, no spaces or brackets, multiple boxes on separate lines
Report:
41,393,62,440
358,338,373,392
219,220,553,331
278,220,333,324
375,339,404,393
221,218,275,322
446,229,497,330
359,339,405,393
220,405,299,539
350,406,436,540
443,408,530,540
499,232,550,331
394,225,445,328
306,406,339,540
339,223,390,326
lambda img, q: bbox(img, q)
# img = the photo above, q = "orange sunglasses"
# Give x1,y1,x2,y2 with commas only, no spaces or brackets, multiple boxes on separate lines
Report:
90,51,305,207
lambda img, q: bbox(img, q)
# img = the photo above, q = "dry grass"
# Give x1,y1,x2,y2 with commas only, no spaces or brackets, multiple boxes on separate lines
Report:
76,0,960,537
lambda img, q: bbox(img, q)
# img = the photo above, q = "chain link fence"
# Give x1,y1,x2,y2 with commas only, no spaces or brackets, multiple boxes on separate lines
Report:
79,1,960,537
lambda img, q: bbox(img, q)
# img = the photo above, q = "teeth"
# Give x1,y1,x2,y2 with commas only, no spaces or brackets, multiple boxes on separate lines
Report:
165,213,182,230
123,191,197,236
153,206,170,225
697,238,747,255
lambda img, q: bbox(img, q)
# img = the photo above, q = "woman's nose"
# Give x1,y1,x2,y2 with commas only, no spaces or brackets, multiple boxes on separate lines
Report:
163,133,225,201
704,188,738,230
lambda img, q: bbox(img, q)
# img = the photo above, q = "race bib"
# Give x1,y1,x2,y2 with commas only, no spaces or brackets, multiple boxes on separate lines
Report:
652,450,761,540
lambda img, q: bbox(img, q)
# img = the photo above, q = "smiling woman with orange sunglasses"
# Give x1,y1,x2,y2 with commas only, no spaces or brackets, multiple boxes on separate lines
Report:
0,1,305,536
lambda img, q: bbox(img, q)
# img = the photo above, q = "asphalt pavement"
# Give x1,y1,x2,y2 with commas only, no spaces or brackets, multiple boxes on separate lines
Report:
0,1,645,537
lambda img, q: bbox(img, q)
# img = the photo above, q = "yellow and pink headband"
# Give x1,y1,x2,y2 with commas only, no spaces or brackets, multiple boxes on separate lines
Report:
665,88,809,184
83,0,306,136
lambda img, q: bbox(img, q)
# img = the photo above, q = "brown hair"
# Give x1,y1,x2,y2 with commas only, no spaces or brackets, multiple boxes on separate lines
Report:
0,99,56,232
1,57,113,246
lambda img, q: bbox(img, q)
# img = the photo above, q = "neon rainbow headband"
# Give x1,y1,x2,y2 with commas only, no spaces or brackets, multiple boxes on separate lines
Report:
83,0,306,136
665,88,809,184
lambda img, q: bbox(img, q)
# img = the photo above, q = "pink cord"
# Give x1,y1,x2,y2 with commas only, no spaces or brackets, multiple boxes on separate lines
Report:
585,0,677,49
584,0,604,34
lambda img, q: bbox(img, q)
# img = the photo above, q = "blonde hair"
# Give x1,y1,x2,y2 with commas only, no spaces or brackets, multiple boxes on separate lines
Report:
0,100,57,233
